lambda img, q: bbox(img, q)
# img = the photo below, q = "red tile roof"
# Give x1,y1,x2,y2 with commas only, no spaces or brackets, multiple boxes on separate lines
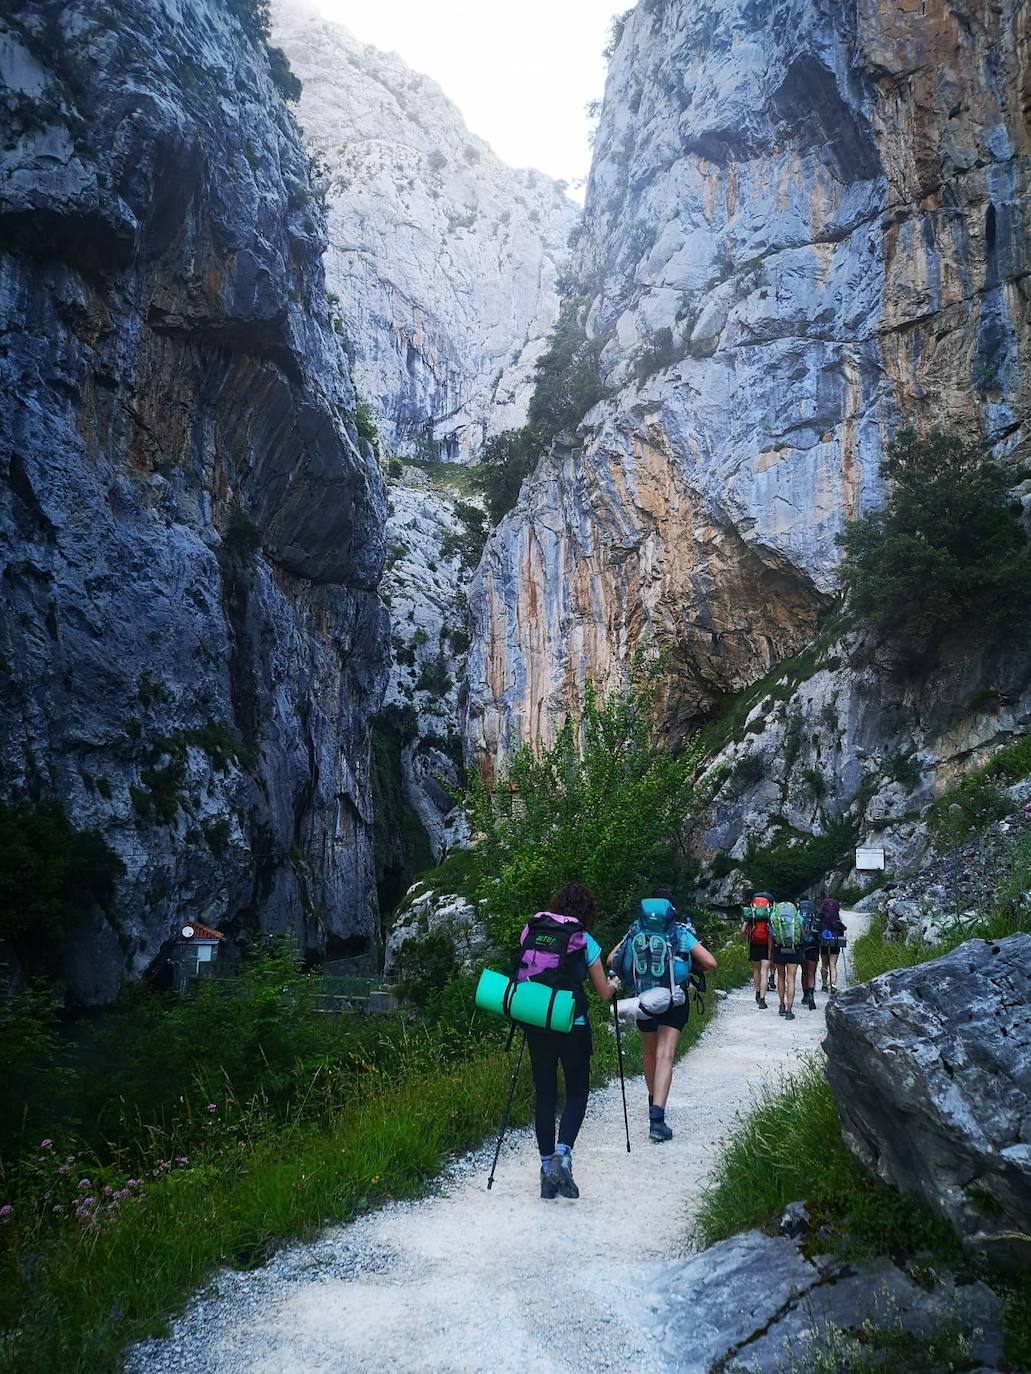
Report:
185,923,225,942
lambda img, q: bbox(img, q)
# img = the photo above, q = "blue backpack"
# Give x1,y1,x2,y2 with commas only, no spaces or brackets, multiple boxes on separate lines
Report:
619,898,688,1015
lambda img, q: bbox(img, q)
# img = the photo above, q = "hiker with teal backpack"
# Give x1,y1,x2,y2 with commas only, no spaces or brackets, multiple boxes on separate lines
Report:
608,890,717,1143
514,883,617,1201
768,900,804,1019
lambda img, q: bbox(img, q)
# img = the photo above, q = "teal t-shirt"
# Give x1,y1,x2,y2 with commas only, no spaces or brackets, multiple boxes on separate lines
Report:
573,933,602,1026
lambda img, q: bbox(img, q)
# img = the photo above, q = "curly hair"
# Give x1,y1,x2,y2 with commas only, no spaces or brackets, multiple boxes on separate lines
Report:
548,882,596,931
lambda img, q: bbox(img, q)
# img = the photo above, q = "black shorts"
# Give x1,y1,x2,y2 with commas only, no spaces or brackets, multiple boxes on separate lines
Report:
821,938,844,954
748,942,768,963
772,947,802,966
636,1000,689,1033
801,943,820,964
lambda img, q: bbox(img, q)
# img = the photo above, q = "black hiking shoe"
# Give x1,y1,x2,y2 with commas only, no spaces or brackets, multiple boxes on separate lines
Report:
785,1011,796,1020
540,1168,558,1200
767,973,776,992
806,992,817,1010
757,997,768,1009
548,1152,579,1199
778,1004,786,1016
649,1118,673,1143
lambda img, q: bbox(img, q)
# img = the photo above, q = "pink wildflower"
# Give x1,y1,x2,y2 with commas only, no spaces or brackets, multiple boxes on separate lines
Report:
40,1139,53,1151
0,1205,12,1224
58,1165,69,1177
177,1157,189,1166
207,1103,217,1113
52,1205,64,1216
78,1178,91,1190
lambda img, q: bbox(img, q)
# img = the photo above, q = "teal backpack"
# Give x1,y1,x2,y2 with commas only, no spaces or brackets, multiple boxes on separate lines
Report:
620,898,687,1015
770,902,803,950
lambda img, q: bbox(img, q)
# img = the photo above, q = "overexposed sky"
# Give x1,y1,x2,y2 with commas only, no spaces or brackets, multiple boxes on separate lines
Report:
316,0,627,191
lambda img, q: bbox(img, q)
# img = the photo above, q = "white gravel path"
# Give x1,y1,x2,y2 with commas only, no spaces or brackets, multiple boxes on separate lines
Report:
127,917,867,1374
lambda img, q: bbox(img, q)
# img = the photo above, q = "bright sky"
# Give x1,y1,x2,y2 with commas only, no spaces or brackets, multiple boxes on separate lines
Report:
315,0,627,193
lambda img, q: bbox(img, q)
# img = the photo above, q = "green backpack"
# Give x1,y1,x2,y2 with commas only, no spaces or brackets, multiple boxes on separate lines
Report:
770,902,803,949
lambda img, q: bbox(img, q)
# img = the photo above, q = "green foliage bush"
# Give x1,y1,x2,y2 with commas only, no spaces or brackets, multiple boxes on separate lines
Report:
464,666,708,955
743,817,857,897
352,396,379,452
838,430,1031,647
266,46,300,101
927,733,1031,846
0,802,124,970
472,428,538,524
222,504,262,560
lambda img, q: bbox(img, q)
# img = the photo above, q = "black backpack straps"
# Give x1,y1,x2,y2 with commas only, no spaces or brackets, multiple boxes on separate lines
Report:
544,986,559,1031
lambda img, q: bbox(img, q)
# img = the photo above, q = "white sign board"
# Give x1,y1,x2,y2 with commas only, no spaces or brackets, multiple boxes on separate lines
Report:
855,847,885,871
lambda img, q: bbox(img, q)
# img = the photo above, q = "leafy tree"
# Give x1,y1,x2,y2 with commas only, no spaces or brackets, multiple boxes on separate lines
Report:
0,801,124,972
473,429,537,525
838,430,1031,645
464,665,707,954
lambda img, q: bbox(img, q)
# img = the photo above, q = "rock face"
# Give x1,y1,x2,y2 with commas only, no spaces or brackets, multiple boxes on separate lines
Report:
0,0,389,1002
466,0,1030,770
272,0,578,463
379,472,475,864
690,628,1031,901
639,1230,1002,1372
825,935,1031,1266
382,885,485,980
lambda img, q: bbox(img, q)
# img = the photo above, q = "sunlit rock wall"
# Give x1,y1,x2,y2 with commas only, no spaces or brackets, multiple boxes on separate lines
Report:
466,0,1030,773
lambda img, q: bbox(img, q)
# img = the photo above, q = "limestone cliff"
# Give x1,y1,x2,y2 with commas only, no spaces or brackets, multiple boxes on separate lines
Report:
272,0,579,462
466,0,1030,772
0,0,389,1002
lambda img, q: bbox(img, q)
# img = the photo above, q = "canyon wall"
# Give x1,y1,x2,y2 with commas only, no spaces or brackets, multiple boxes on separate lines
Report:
273,0,578,462
0,0,389,1001
465,0,1030,779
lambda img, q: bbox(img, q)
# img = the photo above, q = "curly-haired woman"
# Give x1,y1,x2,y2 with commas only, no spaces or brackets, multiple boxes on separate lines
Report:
519,882,617,1201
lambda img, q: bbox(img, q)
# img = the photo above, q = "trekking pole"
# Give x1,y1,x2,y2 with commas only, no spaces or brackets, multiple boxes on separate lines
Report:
486,1027,526,1190
610,979,631,1154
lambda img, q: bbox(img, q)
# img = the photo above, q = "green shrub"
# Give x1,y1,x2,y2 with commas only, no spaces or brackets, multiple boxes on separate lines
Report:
414,655,452,697
464,662,709,955
927,750,1021,846
353,397,379,452
838,430,1031,646
0,983,74,1165
387,457,403,479
395,929,459,1007
0,802,124,972
884,752,921,790
222,505,262,560
266,46,300,101
802,765,827,800
472,428,538,524
743,817,857,896
225,0,270,43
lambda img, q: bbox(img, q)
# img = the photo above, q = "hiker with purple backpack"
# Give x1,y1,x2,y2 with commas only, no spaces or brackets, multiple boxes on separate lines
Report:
515,882,617,1200
818,895,847,994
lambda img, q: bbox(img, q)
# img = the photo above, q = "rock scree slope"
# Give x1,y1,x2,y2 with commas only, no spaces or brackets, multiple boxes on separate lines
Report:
127,917,884,1374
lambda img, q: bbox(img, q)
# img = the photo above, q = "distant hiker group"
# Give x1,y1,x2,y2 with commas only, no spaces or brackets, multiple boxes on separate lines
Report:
476,884,717,1201
739,892,847,1018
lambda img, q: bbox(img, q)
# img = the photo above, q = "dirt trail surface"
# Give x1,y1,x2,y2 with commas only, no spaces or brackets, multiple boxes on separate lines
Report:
128,916,868,1374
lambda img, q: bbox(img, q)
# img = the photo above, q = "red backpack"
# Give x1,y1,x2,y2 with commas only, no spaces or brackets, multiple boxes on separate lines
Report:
746,896,771,946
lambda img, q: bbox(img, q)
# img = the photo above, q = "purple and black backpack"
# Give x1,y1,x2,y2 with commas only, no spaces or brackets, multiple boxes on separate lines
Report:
515,912,589,1020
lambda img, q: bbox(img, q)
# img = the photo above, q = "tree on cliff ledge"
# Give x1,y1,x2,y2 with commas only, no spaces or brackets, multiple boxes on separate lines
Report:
838,430,1031,648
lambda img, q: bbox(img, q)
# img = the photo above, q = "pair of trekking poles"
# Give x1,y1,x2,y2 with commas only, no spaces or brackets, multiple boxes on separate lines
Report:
486,977,631,1190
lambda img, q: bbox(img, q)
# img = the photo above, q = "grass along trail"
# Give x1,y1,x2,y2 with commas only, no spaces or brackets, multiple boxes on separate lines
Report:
127,914,869,1374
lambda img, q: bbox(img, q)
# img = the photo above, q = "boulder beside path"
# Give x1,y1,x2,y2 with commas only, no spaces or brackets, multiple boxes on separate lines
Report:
824,934,1031,1266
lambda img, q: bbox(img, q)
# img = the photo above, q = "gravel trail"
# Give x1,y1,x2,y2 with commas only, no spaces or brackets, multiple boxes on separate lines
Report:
128,916,868,1374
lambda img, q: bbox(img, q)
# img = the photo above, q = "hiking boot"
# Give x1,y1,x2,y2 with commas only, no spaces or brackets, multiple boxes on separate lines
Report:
830,983,838,996
540,1168,558,1201
649,1118,674,1143
778,1004,786,1016
784,1011,795,1020
755,990,762,1004
821,977,829,991
767,973,776,992
548,1152,579,1199
806,992,817,1010
757,997,768,1009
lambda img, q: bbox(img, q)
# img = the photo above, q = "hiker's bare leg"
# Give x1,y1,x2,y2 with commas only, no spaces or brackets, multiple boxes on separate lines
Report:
828,949,840,988
641,1029,657,1098
751,960,764,996
785,964,797,1011
651,1025,680,1109
776,963,786,1007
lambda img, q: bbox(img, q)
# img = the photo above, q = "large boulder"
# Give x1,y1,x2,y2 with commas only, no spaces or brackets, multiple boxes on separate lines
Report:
825,935,1031,1266
638,1230,1001,1373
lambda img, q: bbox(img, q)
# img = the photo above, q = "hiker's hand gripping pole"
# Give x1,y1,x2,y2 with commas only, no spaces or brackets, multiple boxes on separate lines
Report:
610,974,631,1154
487,1026,526,1190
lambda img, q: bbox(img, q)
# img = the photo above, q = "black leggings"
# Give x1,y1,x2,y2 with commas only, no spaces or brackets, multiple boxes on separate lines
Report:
525,1023,592,1155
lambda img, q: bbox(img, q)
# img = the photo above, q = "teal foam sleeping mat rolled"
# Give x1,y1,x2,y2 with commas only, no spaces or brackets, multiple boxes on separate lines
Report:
474,968,575,1033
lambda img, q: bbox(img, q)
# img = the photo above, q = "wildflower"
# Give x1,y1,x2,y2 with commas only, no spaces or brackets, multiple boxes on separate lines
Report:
52,1204,65,1216
40,1139,53,1151
0,1205,12,1224
78,1178,91,1190
82,1196,96,1208
58,1165,69,1177
207,1103,217,1113
65,1155,75,1165
125,1178,139,1188
177,1157,189,1166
